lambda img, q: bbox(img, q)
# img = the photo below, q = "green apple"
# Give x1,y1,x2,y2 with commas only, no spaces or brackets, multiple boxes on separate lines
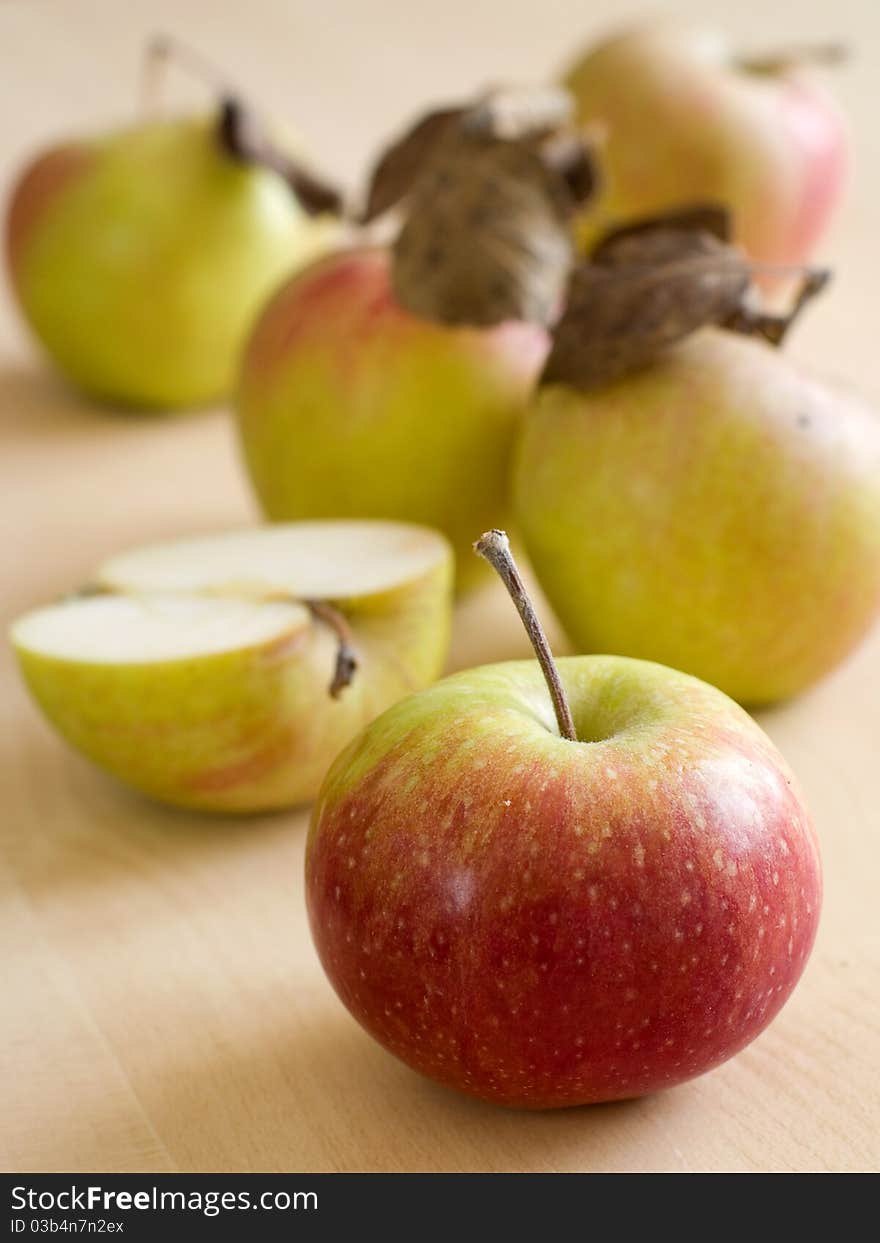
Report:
235,247,550,591
562,21,847,267
10,521,452,812
514,329,880,705
6,112,340,409
306,530,821,1107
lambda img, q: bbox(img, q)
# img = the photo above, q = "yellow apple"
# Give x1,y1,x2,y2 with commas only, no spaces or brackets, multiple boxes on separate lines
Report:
11,521,453,811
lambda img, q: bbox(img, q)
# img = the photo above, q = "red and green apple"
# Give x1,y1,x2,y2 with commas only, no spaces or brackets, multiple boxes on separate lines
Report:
236,248,549,590
306,531,821,1108
563,22,847,268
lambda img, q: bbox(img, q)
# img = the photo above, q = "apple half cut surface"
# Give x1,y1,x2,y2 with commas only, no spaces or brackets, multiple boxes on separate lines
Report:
11,521,453,812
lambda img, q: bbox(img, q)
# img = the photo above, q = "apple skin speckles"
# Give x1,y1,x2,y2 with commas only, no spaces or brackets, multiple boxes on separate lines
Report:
306,654,821,1108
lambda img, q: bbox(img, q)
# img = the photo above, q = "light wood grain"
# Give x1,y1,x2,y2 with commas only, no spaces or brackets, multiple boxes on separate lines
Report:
2,0,879,1173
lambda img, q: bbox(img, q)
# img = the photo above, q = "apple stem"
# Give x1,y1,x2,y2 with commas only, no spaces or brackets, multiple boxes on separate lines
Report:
736,43,848,75
140,34,233,116
62,583,110,602
140,34,343,216
305,601,359,699
747,262,831,282
217,100,344,216
728,265,831,346
474,529,578,742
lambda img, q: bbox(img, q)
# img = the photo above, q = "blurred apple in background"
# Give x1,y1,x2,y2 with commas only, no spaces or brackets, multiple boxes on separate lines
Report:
563,22,847,267
306,531,821,1108
6,107,341,409
515,329,880,705
10,521,452,812
236,248,549,591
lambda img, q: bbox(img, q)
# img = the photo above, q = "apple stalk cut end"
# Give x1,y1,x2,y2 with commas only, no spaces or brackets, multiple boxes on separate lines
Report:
141,33,344,218
735,41,848,77
474,528,578,742
304,599,358,697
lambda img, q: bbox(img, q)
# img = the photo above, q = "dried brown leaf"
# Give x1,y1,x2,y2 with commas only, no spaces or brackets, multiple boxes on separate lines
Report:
362,85,581,225
590,203,733,264
392,132,575,327
219,98,343,216
361,106,466,224
542,236,751,388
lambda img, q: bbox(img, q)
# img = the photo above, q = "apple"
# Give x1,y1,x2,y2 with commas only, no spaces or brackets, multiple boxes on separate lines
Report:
10,521,452,812
235,247,549,591
6,104,341,409
306,530,821,1109
562,22,847,268
514,328,880,705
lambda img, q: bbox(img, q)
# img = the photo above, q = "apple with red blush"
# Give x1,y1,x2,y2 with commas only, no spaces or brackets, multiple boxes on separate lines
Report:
563,21,848,268
305,531,821,1108
236,247,548,592
234,90,598,590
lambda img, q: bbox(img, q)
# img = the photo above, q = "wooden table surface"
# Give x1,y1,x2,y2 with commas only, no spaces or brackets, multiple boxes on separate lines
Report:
2,0,879,1173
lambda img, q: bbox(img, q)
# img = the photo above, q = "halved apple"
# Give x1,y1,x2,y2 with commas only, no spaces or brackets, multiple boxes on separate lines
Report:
11,521,453,812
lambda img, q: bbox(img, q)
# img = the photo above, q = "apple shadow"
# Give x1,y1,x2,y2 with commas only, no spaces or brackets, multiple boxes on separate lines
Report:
0,358,238,466
0,637,311,914
0,735,310,909
749,630,880,743
0,355,104,424
156,1015,653,1173
2,702,664,1171
0,356,222,431
21,973,670,1174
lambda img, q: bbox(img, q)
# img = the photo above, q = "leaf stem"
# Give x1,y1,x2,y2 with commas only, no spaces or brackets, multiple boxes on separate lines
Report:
736,43,847,76
141,34,233,115
140,34,343,216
